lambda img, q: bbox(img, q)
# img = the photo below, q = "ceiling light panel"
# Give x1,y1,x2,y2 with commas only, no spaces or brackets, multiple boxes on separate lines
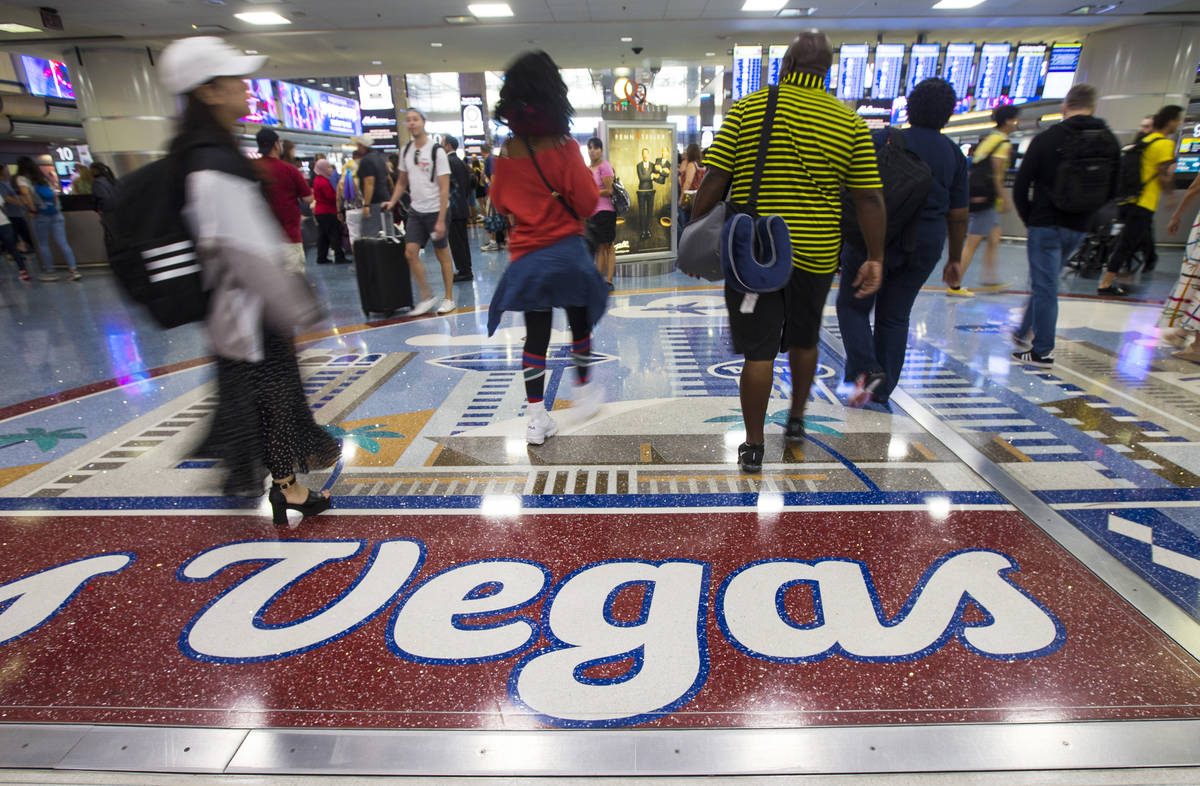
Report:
468,3,515,17
234,11,292,25
742,0,788,11
445,15,475,23
931,0,985,7
0,22,42,33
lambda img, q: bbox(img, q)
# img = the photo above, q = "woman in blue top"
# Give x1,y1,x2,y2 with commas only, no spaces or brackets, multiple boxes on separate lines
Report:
16,156,80,282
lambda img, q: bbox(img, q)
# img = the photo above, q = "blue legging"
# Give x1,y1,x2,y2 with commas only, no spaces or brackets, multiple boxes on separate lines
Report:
32,211,77,273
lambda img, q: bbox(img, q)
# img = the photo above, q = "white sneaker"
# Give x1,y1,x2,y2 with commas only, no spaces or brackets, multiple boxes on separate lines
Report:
69,271,82,281
436,298,456,314
37,273,58,282
573,381,604,422
409,295,438,316
480,241,498,252
526,407,558,445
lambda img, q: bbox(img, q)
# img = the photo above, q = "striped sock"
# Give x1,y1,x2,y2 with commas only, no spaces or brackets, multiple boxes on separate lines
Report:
523,351,547,403
571,335,592,384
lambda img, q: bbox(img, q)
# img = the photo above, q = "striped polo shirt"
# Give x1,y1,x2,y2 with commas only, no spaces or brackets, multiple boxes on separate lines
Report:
704,71,882,274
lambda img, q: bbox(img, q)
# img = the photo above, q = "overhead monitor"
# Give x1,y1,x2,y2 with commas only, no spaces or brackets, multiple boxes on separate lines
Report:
943,43,976,111
907,43,941,94
1042,42,1082,100
766,44,788,86
19,55,73,100
975,42,1012,109
873,43,905,100
1010,43,1047,104
240,79,279,126
838,44,870,100
732,44,763,101
280,82,362,135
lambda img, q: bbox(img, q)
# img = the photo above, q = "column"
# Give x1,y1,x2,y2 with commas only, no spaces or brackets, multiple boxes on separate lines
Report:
69,47,177,176
1078,23,1200,139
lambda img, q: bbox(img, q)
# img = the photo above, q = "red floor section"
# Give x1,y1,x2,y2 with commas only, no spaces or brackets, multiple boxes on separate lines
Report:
3,509,1198,729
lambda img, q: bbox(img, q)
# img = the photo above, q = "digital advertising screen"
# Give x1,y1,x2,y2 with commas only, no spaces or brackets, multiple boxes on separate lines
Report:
872,43,905,100
316,91,361,136
1042,43,1082,100
974,42,1012,110
20,55,73,100
855,99,894,130
838,44,870,100
766,44,788,87
1176,155,1200,174
280,83,361,135
943,43,976,112
907,43,941,94
732,45,763,102
1010,43,1046,104
240,79,279,126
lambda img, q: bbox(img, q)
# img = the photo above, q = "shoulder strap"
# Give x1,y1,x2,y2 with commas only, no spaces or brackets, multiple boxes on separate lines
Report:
747,86,779,211
524,136,580,221
429,144,442,183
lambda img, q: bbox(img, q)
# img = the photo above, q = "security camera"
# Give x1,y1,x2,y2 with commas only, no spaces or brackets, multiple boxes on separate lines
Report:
632,46,643,54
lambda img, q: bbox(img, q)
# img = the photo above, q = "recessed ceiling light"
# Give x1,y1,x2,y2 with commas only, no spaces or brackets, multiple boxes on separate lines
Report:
705,51,716,56
741,0,787,11
931,0,984,7
307,78,316,83
445,14,475,24
234,11,291,25
0,22,42,33
621,36,633,42
371,60,382,65
335,86,344,90
467,3,514,18
431,42,443,47
321,82,331,87
777,7,816,15
244,49,258,54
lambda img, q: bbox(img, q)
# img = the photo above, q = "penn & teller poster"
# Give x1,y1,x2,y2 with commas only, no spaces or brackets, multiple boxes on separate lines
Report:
603,123,676,258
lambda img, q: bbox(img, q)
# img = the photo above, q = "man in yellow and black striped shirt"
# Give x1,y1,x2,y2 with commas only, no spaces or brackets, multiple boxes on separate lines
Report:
692,31,886,473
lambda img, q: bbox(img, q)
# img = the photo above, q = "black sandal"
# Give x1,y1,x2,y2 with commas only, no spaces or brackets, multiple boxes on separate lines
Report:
268,477,331,526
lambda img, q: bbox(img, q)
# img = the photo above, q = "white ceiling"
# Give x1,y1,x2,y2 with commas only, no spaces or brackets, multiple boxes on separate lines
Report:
0,0,1197,77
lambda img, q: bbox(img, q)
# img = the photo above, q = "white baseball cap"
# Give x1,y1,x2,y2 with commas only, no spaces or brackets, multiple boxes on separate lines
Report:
159,37,267,95
350,134,374,149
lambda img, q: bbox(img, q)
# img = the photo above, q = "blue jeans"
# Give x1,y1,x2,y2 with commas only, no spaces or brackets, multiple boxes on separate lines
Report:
836,245,941,401
32,211,77,273
1018,226,1084,356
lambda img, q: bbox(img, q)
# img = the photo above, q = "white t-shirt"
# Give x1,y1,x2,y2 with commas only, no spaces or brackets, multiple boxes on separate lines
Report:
400,138,450,214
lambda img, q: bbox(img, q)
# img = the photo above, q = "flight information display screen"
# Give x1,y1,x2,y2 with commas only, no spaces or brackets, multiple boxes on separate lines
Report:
838,44,870,100
766,44,787,86
907,43,941,94
1010,43,1046,103
872,44,905,100
943,43,976,110
732,44,763,101
1042,42,1082,99
975,42,1012,109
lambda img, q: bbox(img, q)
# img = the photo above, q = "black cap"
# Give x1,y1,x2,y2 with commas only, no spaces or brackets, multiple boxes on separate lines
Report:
256,127,280,154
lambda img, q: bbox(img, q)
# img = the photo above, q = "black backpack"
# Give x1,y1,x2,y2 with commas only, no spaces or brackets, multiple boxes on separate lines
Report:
1115,135,1169,203
967,135,1001,212
841,127,933,259
1049,125,1117,215
105,155,208,329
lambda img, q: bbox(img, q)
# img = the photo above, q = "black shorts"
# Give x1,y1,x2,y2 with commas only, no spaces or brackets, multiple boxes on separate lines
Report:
588,210,616,245
406,210,449,250
725,268,835,361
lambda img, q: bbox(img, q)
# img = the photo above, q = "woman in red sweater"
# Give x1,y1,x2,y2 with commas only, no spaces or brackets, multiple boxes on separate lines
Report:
486,51,608,446
312,159,346,264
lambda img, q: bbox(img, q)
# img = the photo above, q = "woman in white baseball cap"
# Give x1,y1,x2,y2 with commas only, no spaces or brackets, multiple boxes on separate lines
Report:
161,37,339,526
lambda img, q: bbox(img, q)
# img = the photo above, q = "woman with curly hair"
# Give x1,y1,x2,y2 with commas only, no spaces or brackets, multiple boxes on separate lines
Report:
486,51,608,445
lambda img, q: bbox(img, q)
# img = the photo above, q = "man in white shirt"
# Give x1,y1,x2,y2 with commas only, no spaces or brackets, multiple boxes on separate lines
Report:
384,108,455,316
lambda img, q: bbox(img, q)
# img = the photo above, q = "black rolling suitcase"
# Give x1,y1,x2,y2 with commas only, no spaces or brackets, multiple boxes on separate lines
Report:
353,218,413,317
